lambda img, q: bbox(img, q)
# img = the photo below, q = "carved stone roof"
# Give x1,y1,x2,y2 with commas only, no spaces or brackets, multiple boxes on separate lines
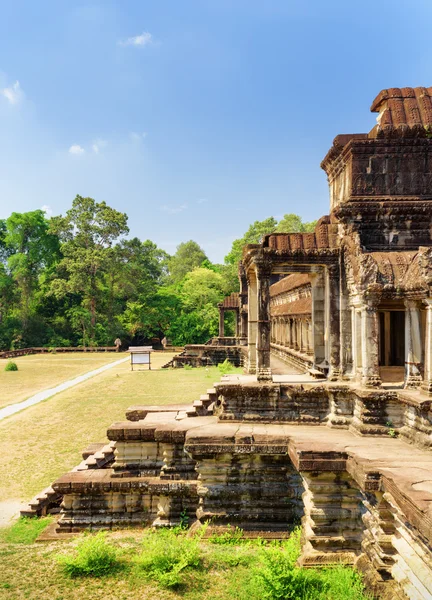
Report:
371,87,432,130
263,223,338,252
270,274,310,297
220,292,240,309
271,296,311,317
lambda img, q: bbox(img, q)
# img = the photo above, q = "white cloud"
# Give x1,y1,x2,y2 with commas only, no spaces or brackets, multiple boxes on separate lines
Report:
129,131,147,142
1,80,24,105
41,204,53,217
92,139,107,154
69,144,85,155
118,31,153,47
160,204,188,215
197,198,208,204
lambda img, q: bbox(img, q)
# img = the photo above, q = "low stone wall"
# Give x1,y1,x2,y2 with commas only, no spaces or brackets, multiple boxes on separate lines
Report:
163,345,246,368
0,346,118,358
271,343,313,372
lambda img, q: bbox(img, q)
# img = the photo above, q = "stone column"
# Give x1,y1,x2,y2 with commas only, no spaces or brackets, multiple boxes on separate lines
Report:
218,305,224,338
241,311,248,339
311,272,326,370
247,271,257,374
256,261,272,381
404,299,422,389
422,299,432,395
361,301,381,387
351,302,363,378
235,310,239,337
307,320,313,354
299,320,304,353
327,265,341,380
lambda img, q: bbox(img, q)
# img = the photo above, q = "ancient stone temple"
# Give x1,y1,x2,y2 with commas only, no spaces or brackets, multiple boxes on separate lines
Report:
244,86,432,389
45,87,432,600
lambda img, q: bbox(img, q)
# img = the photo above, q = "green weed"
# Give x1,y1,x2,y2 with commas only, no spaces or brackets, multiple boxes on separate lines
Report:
57,532,123,577
217,359,235,375
209,525,244,545
134,528,202,589
4,361,18,372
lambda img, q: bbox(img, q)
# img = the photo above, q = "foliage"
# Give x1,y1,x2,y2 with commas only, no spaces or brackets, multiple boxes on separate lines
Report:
0,524,371,599
134,528,202,589
274,213,317,233
209,525,244,544
217,359,236,375
0,202,315,349
168,240,208,284
57,532,123,577
48,195,129,344
225,217,277,266
4,361,18,372
0,516,52,544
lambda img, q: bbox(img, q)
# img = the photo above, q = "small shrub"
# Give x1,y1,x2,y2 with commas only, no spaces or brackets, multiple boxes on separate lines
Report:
134,528,202,589
179,509,189,529
0,516,52,544
57,532,122,577
183,364,193,370
209,525,244,545
217,359,235,375
5,361,18,372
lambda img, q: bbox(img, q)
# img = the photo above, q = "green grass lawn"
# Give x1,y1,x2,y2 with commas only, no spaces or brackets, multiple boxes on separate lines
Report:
0,353,124,409
0,353,230,504
0,522,371,600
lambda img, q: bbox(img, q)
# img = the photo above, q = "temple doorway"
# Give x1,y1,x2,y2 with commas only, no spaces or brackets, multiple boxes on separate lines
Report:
379,309,405,383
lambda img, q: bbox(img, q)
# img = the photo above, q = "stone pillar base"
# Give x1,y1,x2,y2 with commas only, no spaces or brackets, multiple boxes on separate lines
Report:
361,375,382,388
257,368,272,381
421,379,432,395
405,374,423,389
328,368,341,382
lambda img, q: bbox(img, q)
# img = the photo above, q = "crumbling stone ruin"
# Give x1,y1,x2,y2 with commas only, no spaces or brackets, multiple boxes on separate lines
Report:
49,87,432,599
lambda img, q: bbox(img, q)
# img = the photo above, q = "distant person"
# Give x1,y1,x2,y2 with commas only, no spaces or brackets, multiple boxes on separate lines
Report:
114,337,122,352
161,336,167,350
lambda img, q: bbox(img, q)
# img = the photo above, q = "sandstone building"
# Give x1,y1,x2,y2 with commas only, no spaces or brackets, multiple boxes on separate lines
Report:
41,87,432,600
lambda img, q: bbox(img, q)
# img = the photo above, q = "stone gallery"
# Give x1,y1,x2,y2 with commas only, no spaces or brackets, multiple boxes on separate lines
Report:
44,87,432,599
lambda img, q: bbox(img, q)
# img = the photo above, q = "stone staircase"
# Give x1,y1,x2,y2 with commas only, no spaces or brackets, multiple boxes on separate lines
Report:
20,486,62,517
20,442,116,517
72,441,116,471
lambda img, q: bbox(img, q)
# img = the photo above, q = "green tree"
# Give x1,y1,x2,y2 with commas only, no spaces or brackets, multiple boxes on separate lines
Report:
49,195,129,343
224,217,277,266
168,240,207,284
275,213,317,233
5,210,60,325
180,267,226,309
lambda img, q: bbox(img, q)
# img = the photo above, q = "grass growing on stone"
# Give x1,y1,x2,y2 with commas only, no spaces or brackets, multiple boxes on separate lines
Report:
0,526,372,600
0,353,124,409
0,354,238,505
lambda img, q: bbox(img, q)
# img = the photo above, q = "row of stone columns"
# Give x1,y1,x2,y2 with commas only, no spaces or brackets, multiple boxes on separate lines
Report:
271,317,312,355
351,298,430,389
247,263,341,381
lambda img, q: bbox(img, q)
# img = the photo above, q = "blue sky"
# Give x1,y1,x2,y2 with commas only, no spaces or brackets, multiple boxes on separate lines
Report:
1,0,431,262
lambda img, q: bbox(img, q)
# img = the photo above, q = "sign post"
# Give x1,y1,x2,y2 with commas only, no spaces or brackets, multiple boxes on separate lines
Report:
129,346,153,371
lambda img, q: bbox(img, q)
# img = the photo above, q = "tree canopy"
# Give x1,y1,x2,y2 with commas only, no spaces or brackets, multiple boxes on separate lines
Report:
0,200,316,350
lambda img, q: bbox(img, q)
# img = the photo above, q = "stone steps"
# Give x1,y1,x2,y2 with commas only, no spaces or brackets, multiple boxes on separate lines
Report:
73,441,116,472
20,485,62,517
